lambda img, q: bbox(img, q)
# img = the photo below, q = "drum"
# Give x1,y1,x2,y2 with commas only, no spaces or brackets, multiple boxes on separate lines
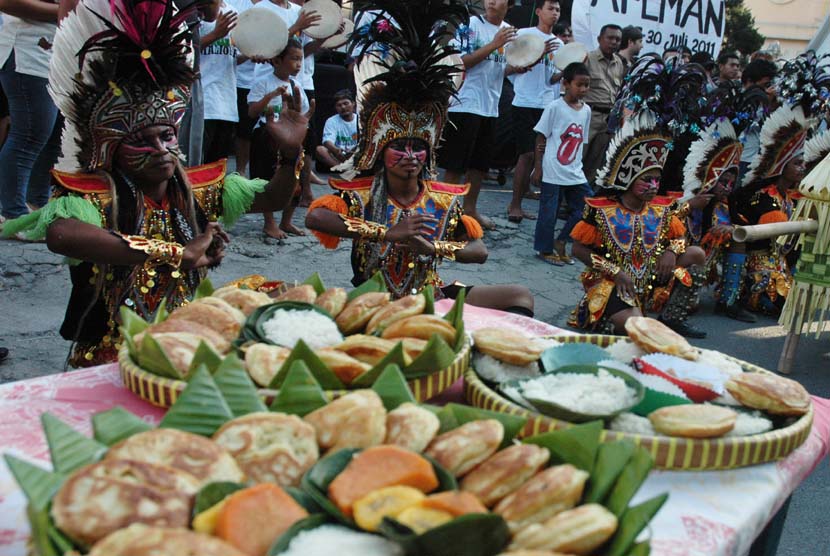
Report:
554,42,589,71
505,33,545,68
301,0,343,39
232,7,289,59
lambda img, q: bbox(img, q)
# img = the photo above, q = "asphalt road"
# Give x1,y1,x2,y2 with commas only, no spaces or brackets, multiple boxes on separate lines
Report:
0,173,827,555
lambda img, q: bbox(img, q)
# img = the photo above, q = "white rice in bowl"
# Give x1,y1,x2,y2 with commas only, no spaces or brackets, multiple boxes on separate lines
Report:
474,352,541,383
280,525,404,556
609,412,657,436
724,410,773,437
604,340,646,363
521,370,639,415
697,348,744,377
261,309,343,349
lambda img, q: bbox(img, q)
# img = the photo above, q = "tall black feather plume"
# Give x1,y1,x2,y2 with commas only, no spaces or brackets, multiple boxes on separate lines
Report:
775,51,830,117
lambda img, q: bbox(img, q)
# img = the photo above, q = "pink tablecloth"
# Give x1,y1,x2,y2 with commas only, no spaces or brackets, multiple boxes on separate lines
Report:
0,305,827,556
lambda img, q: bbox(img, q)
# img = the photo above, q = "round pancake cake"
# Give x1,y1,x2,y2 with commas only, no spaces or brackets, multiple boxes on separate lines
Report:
212,412,319,486
648,405,737,438
51,459,200,546
726,373,811,416
625,316,698,361
106,429,245,485
89,524,246,556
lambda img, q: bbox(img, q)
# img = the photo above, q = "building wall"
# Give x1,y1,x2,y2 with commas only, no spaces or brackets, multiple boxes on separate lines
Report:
744,0,830,58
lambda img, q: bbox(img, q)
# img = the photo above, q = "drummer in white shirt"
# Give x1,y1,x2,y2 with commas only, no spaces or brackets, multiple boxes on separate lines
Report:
506,0,563,223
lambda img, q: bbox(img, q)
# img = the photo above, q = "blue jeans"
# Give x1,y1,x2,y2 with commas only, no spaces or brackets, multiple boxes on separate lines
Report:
0,53,61,218
534,181,592,253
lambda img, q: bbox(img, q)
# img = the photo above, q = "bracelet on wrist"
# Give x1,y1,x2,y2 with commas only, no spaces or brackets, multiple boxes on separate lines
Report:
115,233,184,269
339,215,388,242
433,240,466,260
667,239,686,256
590,253,620,278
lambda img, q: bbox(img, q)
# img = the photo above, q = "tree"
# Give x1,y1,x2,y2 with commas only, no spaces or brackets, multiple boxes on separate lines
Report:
723,0,765,56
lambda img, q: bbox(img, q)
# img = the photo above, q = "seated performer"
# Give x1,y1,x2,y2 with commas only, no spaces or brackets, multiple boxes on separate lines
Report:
305,1,533,315
1,0,309,366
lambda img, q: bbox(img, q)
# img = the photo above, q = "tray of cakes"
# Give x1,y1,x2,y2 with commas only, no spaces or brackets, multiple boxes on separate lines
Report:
464,317,813,471
6,360,666,556
118,272,470,407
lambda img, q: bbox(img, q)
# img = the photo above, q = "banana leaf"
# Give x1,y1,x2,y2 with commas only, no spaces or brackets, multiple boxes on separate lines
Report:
378,513,510,556
444,403,527,448
539,343,610,373
187,341,223,376
41,413,106,475
422,285,436,315
605,447,655,517
47,521,76,554
585,440,636,504
194,277,215,299
401,335,457,379
426,405,459,433
268,514,330,555
627,541,652,556
4,455,63,511
91,407,152,446
269,361,329,416
347,271,388,301
137,332,184,379
119,305,149,360
213,354,268,416
522,420,603,474
193,481,246,515
370,365,416,410
153,298,169,324
159,366,234,436
303,272,327,295
605,494,668,556
268,340,345,390
286,486,325,514
351,343,409,388
441,288,466,351
27,505,59,556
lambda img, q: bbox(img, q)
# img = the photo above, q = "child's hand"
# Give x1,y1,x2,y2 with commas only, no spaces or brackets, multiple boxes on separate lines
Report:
544,38,560,54
293,9,322,33
214,11,238,38
267,86,288,100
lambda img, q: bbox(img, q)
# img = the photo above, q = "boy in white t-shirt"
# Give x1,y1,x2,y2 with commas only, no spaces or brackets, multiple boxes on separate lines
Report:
316,89,359,169
532,62,592,265
507,0,563,223
248,38,311,239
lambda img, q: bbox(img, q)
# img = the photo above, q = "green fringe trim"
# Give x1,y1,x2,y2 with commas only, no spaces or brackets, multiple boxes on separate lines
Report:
0,196,102,240
221,173,268,228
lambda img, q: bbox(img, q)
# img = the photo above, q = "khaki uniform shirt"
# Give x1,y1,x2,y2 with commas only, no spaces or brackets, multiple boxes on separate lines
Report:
584,49,625,111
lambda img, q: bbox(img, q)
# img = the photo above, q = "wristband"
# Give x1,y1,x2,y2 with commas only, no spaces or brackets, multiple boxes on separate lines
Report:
339,214,388,242
667,239,687,256
674,202,691,221
433,240,467,260
115,233,184,269
590,253,621,278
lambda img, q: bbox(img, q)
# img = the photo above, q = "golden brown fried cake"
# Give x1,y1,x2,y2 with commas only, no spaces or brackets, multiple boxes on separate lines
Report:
385,402,441,453
400,337,429,360
106,429,244,486
460,444,550,507
168,298,244,342
304,390,387,453
472,328,543,366
509,504,617,554
88,524,246,556
51,460,200,546
494,464,589,533
624,316,698,360
315,348,371,385
244,343,292,387
424,419,504,477
139,332,212,379
212,286,273,316
315,287,348,318
223,274,268,291
133,319,230,354
382,314,456,345
726,373,811,416
335,335,407,367
498,552,578,556
212,412,319,487
275,284,319,304
366,294,427,334
648,405,737,438
335,292,391,334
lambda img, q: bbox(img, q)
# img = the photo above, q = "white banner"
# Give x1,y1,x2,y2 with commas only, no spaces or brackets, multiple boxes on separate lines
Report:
572,0,724,59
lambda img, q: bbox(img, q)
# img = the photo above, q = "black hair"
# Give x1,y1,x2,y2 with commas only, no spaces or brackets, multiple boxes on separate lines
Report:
689,51,713,65
552,22,571,36
562,62,589,82
620,25,643,49
276,37,303,58
534,0,559,9
663,45,678,55
676,45,692,56
599,24,622,37
333,89,354,102
741,59,777,85
717,51,739,65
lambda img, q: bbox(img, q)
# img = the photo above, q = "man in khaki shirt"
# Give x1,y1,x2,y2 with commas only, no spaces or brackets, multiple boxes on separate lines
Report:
582,24,624,186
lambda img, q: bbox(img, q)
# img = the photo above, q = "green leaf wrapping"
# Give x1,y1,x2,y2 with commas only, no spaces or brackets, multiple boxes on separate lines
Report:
159,366,234,436
153,298,169,324
371,365,416,411
627,540,652,556
187,341,224,376
303,272,327,295
429,405,459,434
91,407,153,446
193,482,246,515
402,335,457,379
441,288,466,351
605,494,668,556
378,513,510,556
4,455,63,511
26,505,59,556
267,514,330,555
347,271,388,301
41,413,106,474
351,343,409,388
522,420,603,474
422,285,436,315
137,333,183,379
213,354,268,416
194,278,215,300
267,340,345,390
584,440,636,504
47,522,76,554
444,403,527,448
285,486,326,514
119,305,149,360
606,447,655,517
269,361,329,416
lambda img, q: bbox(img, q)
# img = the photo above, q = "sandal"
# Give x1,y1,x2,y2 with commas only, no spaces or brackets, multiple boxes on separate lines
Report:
554,241,575,265
537,252,564,266
524,190,541,200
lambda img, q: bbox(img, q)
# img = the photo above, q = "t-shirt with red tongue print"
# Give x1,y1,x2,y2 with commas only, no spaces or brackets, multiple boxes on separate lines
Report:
533,97,592,185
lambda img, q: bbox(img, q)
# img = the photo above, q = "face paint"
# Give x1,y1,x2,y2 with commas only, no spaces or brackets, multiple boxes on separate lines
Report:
119,130,179,173
384,141,428,170
633,176,659,197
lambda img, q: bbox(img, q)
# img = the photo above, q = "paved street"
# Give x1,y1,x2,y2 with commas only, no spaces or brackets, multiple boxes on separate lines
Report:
0,173,828,554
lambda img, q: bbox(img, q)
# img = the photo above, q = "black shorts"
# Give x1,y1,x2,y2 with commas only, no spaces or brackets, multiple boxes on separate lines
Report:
236,88,255,140
437,112,495,173
249,126,276,180
202,120,236,164
513,106,543,155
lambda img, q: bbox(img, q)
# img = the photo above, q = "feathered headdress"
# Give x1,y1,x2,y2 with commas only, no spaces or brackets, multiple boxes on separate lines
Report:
50,0,198,172
805,129,830,171
339,0,471,177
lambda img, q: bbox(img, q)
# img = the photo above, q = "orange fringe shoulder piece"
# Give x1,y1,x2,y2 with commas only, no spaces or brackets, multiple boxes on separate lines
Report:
308,195,348,249
668,215,686,239
758,210,789,225
460,215,483,239
571,221,602,247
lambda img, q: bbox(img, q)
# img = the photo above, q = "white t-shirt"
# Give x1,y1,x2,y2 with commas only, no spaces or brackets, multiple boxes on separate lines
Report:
322,114,358,151
253,1,302,84
0,15,56,79
227,0,256,89
200,4,239,122
534,98,591,185
299,35,315,91
448,15,509,118
247,73,309,128
511,27,563,109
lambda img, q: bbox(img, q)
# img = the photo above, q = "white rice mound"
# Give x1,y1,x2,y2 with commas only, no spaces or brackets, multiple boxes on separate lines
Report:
500,383,538,411
521,370,639,415
724,410,773,437
261,309,344,349
609,412,657,436
280,525,404,556
605,340,647,363
474,352,540,383
697,349,744,377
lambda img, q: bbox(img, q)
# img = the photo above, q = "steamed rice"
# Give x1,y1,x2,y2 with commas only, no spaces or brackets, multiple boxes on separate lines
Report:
474,352,540,383
280,525,404,556
697,349,744,376
609,412,656,435
724,410,773,437
605,340,646,363
262,309,343,349
521,370,639,415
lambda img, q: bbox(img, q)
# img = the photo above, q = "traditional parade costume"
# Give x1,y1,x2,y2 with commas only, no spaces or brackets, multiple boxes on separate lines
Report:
569,56,709,337
1,0,296,366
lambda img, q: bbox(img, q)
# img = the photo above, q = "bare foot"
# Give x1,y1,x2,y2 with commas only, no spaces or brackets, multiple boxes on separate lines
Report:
280,223,306,236
310,171,327,185
263,224,287,240
507,205,523,223
298,197,313,208
469,212,496,230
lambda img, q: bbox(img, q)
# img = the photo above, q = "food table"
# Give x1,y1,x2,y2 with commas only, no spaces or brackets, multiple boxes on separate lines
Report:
1,303,828,556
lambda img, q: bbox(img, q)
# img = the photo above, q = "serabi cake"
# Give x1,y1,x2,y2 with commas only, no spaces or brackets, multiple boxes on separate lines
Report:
425,419,504,477
460,444,550,507
304,390,386,452
88,524,246,556
384,402,440,453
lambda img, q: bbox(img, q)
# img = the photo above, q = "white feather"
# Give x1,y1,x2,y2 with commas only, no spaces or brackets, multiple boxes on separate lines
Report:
681,119,739,196
743,104,810,186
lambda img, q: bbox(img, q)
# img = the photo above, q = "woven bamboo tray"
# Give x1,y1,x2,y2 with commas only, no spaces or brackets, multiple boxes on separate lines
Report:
464,334,813,471
119,339,471,408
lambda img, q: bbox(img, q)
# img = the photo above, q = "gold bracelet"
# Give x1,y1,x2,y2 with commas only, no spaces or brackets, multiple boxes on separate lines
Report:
116,233,184,269
590,253,621,278
667,238,687,256
339,214,388,241
674,202,691,221
433,240,467,260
